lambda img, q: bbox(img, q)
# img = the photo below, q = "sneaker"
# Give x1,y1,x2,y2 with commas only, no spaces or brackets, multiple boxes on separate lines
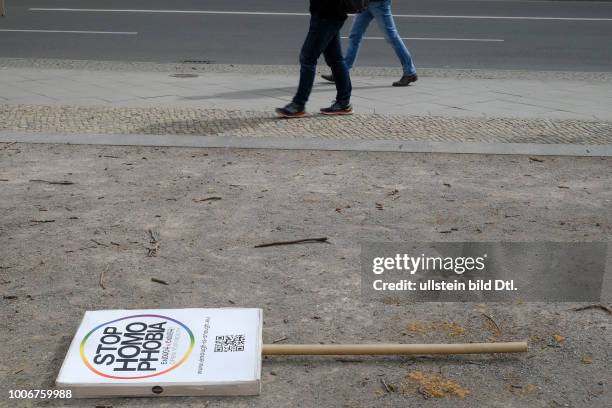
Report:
320,101,353,116
392,74,418,87
275,102,306,118
321,74,335,83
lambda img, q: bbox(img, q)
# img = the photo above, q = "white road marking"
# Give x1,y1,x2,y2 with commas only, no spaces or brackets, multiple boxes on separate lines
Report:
394,14,612,21
343,36,504,42
29,8,311,16
27,8,612,21
0,29,137,34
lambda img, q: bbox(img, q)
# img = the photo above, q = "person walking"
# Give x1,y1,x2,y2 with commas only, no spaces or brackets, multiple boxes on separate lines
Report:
276,0,353,118
322,0,418,87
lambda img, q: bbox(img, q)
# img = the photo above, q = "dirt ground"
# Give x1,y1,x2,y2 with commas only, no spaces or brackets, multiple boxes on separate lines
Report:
0,142,610,408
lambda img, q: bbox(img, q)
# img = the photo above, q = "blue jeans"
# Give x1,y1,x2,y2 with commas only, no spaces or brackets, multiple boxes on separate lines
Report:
345,0,416,75
293,15,351,108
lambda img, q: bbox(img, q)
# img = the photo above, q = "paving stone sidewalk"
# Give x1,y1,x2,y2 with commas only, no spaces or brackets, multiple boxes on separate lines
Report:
1,62,611,145
2,104,611,145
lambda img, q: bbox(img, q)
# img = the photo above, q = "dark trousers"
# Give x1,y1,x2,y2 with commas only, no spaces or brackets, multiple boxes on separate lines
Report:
292,15,352,108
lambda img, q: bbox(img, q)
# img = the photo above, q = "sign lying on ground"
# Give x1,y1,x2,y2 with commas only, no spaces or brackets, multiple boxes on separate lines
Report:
57,308,528,398
56,308,263,397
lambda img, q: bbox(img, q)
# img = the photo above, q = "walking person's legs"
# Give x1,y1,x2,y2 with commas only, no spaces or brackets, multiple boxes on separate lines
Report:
344,10,374,71
371,0,418,86
277,15,350,118
293,17,331,108
321,10,373,83
320,31,353,115
276,16,340,118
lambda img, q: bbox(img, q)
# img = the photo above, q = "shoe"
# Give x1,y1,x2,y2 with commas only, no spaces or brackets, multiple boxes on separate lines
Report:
321,74,335,83
393,74,418,87
275,102,306,118
320,101,353,116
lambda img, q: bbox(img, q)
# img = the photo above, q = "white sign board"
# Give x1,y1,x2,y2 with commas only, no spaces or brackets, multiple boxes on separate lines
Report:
56,308,263,397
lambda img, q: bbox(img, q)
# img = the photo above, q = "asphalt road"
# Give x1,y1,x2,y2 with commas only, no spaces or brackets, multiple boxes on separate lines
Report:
1,0,612,71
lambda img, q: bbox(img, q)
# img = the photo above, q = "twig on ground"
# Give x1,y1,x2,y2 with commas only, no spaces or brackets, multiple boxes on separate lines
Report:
29,219,55,224
482,313,502,335
418,387,433,399
29,179,74,185
147,229,160,257
151,277,168,285
254,237,329,248
334,358,364,363
571,304,612,315
272,336,288,344
75,245,97,251
149,229,159,241
99,270,106,290
381,378,394,393
193,196,222,202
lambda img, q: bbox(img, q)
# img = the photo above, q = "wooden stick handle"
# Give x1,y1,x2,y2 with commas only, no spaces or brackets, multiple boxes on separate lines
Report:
263,342,528,355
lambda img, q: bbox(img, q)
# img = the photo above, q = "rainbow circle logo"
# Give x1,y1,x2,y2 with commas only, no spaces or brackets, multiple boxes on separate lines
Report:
80,314,195,380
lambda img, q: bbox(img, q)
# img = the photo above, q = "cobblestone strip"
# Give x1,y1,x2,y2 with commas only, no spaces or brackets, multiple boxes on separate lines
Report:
1,104,611,145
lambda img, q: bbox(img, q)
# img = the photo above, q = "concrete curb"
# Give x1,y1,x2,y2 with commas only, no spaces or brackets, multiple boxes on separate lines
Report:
1,131,610,157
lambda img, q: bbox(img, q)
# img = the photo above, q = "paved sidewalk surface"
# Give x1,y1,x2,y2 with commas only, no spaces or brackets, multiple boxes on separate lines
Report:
2,61,612,147
1,64,611,120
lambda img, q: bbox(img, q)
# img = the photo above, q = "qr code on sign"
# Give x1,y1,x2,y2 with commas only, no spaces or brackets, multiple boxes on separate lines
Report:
214,335,246,352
